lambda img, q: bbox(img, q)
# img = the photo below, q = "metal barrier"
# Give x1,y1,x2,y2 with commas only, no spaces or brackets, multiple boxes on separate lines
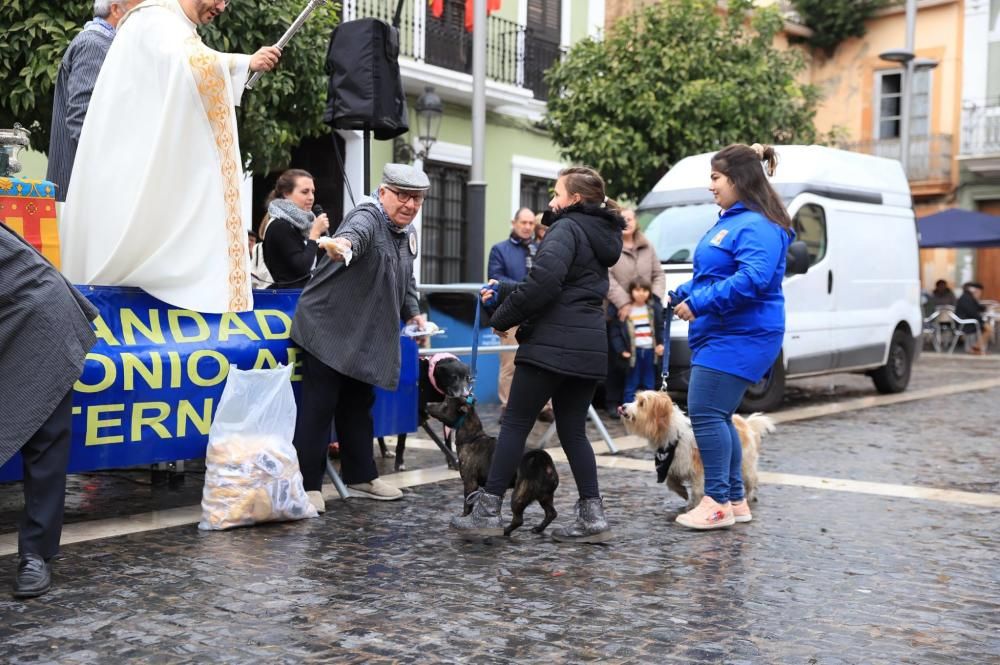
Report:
416,283,619,455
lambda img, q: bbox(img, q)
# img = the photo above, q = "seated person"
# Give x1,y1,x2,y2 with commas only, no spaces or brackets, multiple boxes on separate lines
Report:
928,279,956,310
955,281,991,354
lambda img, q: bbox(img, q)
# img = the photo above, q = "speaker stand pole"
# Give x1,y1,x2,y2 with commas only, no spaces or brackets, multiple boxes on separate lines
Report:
363,127,371,193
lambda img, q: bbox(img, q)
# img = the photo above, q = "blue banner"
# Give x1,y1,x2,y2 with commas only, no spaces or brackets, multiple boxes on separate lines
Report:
0,287,418,482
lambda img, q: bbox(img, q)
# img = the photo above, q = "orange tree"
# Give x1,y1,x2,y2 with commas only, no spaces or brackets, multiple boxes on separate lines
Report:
544,0,820,201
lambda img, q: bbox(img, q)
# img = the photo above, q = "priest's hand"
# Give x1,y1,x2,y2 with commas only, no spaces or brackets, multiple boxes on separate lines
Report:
250,46,282,72
318,236,352,262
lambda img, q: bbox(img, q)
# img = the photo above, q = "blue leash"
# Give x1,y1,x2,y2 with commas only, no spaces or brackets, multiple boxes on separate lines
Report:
470,296,481,387
471,282,501,391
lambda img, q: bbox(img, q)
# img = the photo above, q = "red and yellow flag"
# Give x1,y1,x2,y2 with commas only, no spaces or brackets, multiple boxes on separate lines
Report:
465,0,502,31
0,177,61,269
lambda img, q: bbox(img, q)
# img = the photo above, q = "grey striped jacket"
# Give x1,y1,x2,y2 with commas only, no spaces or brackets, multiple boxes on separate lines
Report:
0,221,98,466
291,200,420,390
46,23,114,202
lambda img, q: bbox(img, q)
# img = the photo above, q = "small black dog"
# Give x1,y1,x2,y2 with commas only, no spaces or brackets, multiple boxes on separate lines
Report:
426,395,559,536
378,354,472,471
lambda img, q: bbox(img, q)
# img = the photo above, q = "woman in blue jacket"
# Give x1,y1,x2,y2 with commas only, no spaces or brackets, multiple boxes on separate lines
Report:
671,143,792,530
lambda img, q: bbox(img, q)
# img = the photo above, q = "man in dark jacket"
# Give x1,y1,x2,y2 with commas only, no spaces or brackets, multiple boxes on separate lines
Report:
487,207,552,420
955,281,991,353
0,221,99,598
47,0,140,203
487,207,537,283
290,164,428,510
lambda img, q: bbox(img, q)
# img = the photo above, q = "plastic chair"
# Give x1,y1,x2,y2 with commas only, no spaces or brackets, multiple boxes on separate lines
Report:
922,310,942,352
943,310,982,354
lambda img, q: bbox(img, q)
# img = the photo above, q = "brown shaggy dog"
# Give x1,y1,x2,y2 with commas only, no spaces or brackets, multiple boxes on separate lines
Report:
620,390,775,510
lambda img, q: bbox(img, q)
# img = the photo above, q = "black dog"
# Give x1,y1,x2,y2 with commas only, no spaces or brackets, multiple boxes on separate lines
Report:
377,354,472,471
426,395,559,536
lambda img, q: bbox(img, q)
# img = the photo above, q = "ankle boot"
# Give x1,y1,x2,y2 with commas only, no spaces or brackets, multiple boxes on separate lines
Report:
450,489,504,537
551,497,612,543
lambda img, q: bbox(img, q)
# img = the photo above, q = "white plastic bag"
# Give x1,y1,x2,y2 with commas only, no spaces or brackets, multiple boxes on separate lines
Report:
198,363,318,530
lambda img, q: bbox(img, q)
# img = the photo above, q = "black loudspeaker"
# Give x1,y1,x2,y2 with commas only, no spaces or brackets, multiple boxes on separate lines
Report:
323,18,409,140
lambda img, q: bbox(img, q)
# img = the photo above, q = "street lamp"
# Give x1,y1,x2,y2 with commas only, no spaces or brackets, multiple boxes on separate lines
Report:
876,0,938,178
414,86,443,160
393,87,444,163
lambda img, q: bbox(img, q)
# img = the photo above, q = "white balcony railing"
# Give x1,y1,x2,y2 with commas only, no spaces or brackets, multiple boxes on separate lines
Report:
961,101,1000,157
839,134,952,182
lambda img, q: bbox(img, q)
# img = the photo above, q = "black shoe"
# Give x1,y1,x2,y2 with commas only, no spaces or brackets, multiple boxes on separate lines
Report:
537,410,554,423
13,554,51,599
604,408,620,421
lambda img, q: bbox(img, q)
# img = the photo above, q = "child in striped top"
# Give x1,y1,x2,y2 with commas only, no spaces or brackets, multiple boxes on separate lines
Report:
608,277,665,405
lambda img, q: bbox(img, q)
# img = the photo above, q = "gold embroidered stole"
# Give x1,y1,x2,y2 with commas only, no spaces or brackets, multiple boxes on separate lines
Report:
184,35,250,312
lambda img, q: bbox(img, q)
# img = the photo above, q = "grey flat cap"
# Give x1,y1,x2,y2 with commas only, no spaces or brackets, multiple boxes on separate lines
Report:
382,163,430,191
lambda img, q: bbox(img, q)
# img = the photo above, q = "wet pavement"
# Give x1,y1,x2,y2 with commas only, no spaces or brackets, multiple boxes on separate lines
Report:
1,353,998,663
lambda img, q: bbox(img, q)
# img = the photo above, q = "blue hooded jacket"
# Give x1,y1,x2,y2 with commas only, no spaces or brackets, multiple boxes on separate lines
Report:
673,202,792,382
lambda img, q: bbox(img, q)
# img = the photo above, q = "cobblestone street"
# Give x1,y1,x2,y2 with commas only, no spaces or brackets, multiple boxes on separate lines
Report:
1,353,998,664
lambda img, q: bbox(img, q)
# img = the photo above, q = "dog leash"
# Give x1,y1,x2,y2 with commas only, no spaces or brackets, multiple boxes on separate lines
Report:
660,290,678,391
471,282,501,391
469,296,482,389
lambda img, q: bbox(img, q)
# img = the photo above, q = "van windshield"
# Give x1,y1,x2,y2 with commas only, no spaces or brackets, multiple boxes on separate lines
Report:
637,204,718,264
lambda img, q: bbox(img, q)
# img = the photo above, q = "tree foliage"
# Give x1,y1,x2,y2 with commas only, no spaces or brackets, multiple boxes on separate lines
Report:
0,0,340,175
544,0,820,201
790,0,892,56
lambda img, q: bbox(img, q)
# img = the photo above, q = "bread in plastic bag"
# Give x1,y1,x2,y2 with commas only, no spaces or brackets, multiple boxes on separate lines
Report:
198,363,318,530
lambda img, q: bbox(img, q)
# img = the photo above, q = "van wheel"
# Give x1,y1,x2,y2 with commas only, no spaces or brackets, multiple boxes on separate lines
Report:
739,355,785,413
871,329,913,394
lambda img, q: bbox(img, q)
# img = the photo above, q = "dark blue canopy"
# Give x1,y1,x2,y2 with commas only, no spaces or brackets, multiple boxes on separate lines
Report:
918,208,1000,248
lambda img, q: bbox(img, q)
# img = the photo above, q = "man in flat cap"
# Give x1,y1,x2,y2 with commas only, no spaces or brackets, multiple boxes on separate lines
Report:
290,164,429,509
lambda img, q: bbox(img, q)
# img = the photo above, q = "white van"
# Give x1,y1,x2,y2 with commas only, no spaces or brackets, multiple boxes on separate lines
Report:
637,145,923,411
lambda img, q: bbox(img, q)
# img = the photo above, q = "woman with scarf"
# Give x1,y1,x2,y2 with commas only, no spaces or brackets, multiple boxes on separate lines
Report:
261,169,330,288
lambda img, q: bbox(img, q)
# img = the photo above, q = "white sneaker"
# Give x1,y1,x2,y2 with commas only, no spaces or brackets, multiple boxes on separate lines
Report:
347,478,403,501
307,490,326,514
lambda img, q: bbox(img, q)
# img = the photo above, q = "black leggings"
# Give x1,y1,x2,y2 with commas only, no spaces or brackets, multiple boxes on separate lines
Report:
484,364,600,499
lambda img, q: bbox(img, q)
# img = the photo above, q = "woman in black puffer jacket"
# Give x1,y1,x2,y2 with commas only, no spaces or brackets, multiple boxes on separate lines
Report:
451,167,625,543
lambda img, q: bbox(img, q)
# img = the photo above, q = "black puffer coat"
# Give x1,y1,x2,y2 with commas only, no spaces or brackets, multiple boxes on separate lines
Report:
490,203,625,379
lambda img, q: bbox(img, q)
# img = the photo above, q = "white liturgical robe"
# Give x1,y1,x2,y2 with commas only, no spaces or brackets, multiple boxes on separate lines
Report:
60,0,253,313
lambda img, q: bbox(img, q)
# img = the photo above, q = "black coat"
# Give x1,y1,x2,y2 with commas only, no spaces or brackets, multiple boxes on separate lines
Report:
263,219,321,288
0,222,98,465
955,291,985,332
490,203,624,379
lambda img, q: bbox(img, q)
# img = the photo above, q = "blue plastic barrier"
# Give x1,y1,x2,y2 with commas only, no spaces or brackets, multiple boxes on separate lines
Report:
0,287,418,482
425,293,501,404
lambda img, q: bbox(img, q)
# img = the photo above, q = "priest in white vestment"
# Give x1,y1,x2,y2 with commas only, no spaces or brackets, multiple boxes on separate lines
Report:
60,0,281,313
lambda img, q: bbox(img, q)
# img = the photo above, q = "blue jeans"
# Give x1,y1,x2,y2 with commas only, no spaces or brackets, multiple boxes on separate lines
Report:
687,365,752,504
623,347,656,404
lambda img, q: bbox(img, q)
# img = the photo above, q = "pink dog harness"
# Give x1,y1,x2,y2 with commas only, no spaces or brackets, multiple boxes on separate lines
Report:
427,352,460,396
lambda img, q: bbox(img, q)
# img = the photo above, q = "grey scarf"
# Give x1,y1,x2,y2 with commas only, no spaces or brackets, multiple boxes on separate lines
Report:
268,198,314,238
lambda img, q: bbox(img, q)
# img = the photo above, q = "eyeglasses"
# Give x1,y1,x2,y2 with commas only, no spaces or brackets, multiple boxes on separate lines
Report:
385,187,426,205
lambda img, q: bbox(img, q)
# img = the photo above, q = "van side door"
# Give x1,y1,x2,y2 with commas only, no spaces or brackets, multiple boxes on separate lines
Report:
829,201,918,370
782,198,836,376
